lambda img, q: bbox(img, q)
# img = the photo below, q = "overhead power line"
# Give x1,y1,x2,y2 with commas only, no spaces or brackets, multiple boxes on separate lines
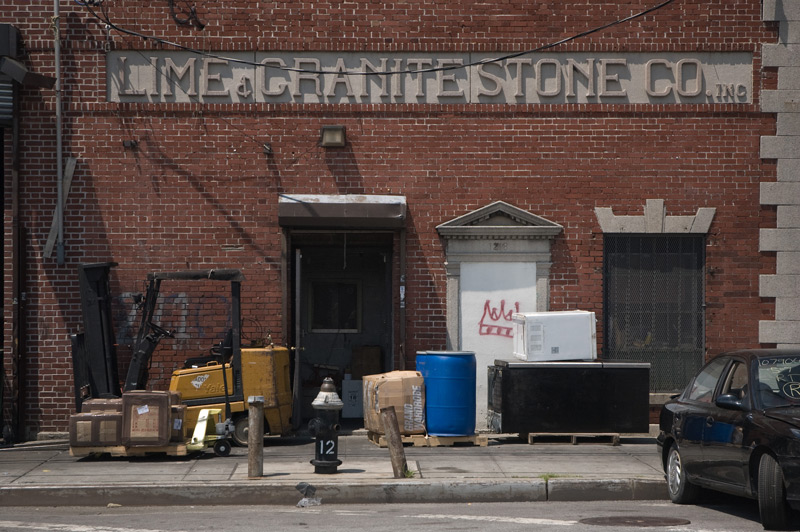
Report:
85,0,677,77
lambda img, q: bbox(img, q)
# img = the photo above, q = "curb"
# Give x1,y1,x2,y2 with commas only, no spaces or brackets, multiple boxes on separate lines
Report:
547,478,667,502
0,478,667,507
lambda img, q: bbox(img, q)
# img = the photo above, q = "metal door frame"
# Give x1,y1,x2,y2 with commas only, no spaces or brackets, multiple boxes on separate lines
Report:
282,229,403,427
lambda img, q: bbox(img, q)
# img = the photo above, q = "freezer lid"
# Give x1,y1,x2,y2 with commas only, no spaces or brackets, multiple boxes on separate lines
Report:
599,361,651,369
493,359,650,369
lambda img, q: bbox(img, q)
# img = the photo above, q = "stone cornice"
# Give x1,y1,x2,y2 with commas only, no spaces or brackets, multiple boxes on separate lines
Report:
595,199,715,234
437,201,563,240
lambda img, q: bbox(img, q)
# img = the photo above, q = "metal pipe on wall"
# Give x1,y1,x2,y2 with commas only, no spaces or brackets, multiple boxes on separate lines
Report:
8,75,22,443
399,228,406,368
54,0,63,264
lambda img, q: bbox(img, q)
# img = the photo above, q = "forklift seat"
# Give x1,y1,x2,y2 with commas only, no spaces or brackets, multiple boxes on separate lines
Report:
183,329,233,369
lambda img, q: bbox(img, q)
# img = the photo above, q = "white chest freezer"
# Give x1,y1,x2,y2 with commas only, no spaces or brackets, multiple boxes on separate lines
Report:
512,311,597,361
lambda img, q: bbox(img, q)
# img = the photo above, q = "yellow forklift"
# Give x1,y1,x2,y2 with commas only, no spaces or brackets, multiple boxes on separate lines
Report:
73,267,292,449
125,269,293,446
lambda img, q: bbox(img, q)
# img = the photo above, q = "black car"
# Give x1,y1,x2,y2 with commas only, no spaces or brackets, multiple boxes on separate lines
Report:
657,349,800,530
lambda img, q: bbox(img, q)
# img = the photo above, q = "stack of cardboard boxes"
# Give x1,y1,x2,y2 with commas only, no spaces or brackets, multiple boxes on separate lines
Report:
69,391,185,448
68,398,124,448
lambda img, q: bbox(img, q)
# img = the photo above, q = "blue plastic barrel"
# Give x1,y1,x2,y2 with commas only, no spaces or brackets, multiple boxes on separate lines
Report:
415,351,476,436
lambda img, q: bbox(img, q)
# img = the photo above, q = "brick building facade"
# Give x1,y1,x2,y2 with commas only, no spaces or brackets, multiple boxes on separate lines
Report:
1,0,797,440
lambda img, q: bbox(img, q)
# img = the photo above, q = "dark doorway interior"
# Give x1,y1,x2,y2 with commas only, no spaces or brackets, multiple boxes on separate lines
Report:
291,232,393,419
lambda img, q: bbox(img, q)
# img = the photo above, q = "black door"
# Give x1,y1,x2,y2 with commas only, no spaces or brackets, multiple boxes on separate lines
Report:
292,233,392,419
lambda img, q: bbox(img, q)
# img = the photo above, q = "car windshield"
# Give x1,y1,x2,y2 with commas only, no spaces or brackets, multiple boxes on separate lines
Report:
756,356,800,408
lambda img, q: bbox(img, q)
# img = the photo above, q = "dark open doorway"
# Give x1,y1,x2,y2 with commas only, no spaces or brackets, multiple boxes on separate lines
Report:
291,232,393,420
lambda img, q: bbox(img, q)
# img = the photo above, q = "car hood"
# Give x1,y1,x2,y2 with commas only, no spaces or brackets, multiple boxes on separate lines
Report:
764,407,800,429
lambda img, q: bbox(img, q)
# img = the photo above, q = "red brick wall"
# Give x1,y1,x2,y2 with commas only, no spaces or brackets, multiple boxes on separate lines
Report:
2,0,778,436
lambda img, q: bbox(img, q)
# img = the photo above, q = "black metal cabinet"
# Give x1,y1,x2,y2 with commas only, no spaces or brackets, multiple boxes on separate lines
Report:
487,360,650,434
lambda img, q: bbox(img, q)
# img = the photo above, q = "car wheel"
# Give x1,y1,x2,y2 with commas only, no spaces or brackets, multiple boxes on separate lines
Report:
758,454,794,530
667,443,700,504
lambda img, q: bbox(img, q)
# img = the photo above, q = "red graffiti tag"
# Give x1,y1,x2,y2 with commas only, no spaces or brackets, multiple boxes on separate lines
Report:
478,299,520,337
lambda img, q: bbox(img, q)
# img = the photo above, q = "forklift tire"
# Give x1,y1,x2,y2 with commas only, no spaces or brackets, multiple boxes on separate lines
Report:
213,439,232,457
232,415,249,447
232,414,268,447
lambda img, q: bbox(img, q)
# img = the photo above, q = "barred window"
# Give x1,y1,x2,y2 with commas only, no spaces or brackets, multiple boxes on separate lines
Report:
604,235,705,392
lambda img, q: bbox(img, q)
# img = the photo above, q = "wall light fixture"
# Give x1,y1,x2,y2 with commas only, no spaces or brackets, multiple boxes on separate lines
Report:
319,125,346,147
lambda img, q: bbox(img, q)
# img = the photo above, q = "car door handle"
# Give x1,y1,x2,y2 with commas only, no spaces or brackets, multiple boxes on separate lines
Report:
706,416,714,426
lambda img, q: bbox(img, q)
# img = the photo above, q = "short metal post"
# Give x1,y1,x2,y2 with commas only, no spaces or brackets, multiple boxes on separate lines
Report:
380,406,409,478
248,395,265,479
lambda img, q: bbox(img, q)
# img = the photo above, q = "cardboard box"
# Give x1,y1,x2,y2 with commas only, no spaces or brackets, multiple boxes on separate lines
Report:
362,371,425,435
341,379,363,419
80,397,123,414
168,390,182,406
126,389,182,406
69,413,95,447
69,412,123,447
95,413,123,446
170,405,186,442
121,391,171,447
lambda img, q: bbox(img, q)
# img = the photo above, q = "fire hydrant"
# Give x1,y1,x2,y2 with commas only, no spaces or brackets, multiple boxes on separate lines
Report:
308,377,344,474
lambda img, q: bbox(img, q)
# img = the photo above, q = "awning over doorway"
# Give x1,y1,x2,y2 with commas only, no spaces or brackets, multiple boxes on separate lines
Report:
278,194,407,229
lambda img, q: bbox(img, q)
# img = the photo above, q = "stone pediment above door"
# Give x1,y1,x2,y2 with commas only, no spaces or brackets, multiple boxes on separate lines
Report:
436,201,563,239
437,201,563,352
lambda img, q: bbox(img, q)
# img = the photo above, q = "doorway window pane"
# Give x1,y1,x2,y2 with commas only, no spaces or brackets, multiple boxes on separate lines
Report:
309,280,361,332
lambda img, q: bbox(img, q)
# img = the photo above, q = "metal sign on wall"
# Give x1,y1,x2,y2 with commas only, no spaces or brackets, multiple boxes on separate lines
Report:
107,51,753,105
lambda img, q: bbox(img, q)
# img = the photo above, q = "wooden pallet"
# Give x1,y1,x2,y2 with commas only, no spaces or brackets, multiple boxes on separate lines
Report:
70,443,189,458
367,431,488,448
526,433,621,446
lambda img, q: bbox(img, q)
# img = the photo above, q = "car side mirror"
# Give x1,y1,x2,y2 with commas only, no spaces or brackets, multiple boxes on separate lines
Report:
716,393,744,410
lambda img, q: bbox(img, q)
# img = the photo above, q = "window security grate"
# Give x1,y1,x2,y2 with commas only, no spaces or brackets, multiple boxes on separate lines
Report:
603,235,705,392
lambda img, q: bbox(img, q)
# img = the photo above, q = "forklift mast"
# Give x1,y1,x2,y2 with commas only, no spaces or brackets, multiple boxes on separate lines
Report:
123,269,245,409
71,262,121,411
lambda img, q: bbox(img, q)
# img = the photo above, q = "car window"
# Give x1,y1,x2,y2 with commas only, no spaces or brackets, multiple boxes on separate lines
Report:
756,355,800,408
720,361,750,404
721,361,749,402
685,357,728,403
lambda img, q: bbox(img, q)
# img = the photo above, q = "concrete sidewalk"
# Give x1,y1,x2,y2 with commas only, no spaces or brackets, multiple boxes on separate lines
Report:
0,431,667,507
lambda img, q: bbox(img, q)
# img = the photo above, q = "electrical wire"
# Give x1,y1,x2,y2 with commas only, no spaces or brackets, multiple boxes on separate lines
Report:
86,0,677,77
96,0,272,153
93,0,675,156
133,49,273,152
